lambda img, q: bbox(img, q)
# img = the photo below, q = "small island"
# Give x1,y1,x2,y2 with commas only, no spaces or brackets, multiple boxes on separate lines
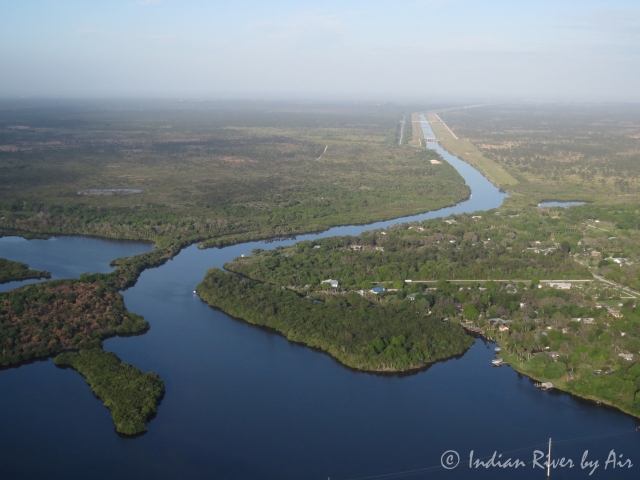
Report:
55,349,165,435
0,257,51,284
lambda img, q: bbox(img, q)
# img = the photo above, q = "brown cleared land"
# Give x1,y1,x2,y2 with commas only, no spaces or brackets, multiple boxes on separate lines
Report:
408,112,425,147
426,112,518,188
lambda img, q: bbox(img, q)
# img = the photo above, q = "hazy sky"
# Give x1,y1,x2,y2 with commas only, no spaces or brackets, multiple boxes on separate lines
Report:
1,0,639,100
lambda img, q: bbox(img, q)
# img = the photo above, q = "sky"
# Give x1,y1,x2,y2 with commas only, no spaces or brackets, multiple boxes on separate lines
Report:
1,0,639,101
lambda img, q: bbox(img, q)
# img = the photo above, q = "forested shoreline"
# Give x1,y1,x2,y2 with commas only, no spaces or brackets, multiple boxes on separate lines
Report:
0,258,50,284
197,268,474,372
54,349,164,435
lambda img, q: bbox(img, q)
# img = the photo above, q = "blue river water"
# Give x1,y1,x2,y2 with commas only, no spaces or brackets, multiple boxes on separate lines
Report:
1,118,639,480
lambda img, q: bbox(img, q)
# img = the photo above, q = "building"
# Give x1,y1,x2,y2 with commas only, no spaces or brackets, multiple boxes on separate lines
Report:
548,282,571,290
349,245,363,251
619,353,634,361
321,279,340,288
608,309,623,318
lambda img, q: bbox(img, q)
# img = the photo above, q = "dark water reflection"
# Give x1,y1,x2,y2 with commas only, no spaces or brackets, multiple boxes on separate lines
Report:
0,235,153,292
1,121,639,479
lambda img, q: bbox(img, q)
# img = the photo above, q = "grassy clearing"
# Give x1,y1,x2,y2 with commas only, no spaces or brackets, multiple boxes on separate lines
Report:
426,112,518,187
441,104,640,205
408,112,424,147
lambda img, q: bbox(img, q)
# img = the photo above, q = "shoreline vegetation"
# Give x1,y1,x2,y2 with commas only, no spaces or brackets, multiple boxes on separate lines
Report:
0,258,51,284
207,202,640,418
501,355,640,420
54,349,164,435
3,101,640,429
0,277,149,366
197,268,474,372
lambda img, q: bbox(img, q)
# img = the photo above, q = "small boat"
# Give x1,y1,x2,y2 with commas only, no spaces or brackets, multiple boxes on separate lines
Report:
494,347,502,353
535,382,554,391
492,358,505,367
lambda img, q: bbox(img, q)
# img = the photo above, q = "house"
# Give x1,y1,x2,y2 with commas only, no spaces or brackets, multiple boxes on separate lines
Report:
498,324,510,332
548,282,571,290
313,245,321,249
374,246,385,252
619,353,634,361
472,215,482,219
349,245,363,251
408,226,425,232
429,159,442,164
407,293,417,301
444,219,457,225
547,352,561,361
321,279,340,288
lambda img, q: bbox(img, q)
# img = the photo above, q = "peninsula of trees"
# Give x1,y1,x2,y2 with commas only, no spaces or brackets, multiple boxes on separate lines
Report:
0,258,50,284
55,349,164,435
207,202,640,416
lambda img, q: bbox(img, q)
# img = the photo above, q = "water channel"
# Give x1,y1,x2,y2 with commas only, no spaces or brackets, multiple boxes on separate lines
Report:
1,117,638,479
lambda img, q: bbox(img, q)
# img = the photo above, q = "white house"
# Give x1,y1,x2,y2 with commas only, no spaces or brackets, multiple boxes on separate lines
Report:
321,279,339,288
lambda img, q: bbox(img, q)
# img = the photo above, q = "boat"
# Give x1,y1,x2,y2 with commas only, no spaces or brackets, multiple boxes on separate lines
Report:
494,347,502,353
535,382,554,391
491,358,505,367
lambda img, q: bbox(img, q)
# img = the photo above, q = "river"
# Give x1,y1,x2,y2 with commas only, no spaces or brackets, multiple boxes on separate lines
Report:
1,118,638,480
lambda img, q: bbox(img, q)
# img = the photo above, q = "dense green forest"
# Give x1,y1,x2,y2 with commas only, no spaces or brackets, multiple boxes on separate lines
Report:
490,283,640,418
0,278,148,366
197,268,473,371
54,349,164,435
226,206,592,290
0,258,50,283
